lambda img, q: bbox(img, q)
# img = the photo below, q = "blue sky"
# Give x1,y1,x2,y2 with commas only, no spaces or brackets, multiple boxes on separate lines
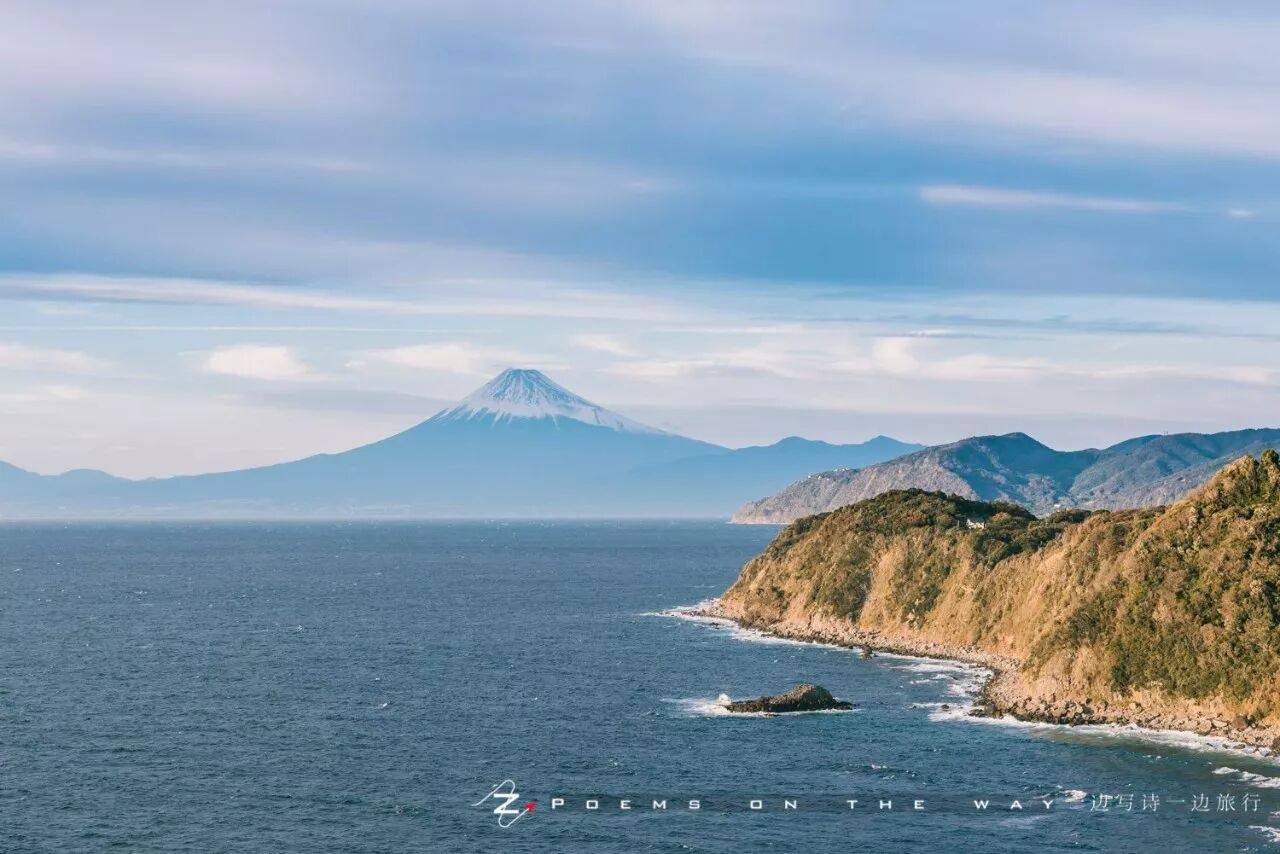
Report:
3,0,1280,476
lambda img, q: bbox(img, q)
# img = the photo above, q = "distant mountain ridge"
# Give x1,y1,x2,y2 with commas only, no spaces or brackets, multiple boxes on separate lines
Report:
733,428,1280,523
0,368,920,518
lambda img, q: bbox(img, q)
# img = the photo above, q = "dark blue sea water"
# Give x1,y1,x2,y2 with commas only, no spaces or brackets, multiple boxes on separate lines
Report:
2,521,1279,852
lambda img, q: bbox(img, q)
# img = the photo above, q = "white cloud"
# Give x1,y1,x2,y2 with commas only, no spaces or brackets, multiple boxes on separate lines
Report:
869,337,919,374
0,342,110,373
201,345,314,381
571,334,636,356
919,184,1187,214
351,342,550,376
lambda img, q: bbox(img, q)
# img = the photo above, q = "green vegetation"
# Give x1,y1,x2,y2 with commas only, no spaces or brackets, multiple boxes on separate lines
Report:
772,490,1088,621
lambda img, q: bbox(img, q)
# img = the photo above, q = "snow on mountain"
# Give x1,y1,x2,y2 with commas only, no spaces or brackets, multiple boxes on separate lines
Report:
430,368,663,434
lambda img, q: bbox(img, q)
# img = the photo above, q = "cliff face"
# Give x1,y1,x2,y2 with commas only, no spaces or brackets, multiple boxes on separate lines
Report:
732,428,1280,524
717,450,1280,739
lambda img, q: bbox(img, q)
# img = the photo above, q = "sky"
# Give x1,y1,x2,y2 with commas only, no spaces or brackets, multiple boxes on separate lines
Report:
3,0,1280,477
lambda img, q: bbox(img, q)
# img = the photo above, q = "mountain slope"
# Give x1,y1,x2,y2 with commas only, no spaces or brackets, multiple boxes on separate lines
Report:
0,461,127,506
0,368,917,517
102,369,722,515
611,435,923,508
713,451,1280,743
733,428,1280,523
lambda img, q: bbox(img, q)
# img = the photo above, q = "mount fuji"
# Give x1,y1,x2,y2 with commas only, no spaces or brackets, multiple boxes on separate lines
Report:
0,368,921,517
432,368,662,433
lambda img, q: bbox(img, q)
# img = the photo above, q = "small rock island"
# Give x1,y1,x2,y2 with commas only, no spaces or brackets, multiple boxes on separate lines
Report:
725,683,854,714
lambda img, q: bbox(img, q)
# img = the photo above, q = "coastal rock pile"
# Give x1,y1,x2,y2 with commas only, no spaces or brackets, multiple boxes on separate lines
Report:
725,683,853,714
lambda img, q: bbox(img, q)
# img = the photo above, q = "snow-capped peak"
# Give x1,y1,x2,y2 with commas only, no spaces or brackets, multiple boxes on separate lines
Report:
433,368,663,433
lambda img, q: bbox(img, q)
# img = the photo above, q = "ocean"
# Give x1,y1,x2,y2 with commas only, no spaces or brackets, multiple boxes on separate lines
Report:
2,520,1278,852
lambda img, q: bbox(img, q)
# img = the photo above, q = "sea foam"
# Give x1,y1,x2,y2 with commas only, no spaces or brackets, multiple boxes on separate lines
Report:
662,695,862,719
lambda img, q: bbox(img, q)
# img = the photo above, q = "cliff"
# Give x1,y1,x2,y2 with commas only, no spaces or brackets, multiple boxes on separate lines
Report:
713,450,1280,746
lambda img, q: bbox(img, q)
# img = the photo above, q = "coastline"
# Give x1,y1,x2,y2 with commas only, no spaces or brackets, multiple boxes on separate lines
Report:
682,598,1280,760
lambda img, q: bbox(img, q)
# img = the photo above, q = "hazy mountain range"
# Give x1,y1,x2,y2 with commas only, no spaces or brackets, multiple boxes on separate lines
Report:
0,369,920,518
732,429,1280,523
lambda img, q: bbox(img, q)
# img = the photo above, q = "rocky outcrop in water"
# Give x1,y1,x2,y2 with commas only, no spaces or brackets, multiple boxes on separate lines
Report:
725,683,853,713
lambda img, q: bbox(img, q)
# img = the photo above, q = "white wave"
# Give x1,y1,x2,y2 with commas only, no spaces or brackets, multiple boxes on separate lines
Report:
663,695,862,719
1213,767,1280,788
1239,771,1280,788
888,659,977,675
928,705,995,724
999,814,1051,827
652,604,861,653
1250,825,1280,844
934,710,1280,767
1059,789,1087,802
642,599,720,620
890,658,990,705
945,678,984,699
666,695,733,717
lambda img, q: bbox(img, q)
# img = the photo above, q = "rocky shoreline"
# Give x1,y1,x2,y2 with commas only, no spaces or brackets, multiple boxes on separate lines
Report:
687,599,1280,757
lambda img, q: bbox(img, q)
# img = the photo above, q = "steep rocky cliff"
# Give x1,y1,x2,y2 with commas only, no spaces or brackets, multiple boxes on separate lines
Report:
714,450,1280,744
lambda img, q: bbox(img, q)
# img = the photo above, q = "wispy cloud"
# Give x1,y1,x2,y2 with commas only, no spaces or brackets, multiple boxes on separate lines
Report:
0,136,370,174
350,342,552,376
639,3,1280,157
858,336,1279,387
238,387,450,417
919,184,1188,214
0,274,427,314
0,342,111,374
0,274,681,321
0,2,380,119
